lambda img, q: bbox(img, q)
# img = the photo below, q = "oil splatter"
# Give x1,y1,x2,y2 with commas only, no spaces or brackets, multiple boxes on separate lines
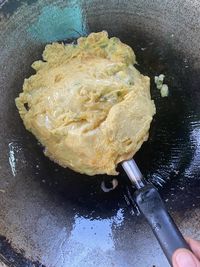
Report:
8,142,17,176
8,141,24,177
184,121,200,177
28,4,87,43
67,208,124,253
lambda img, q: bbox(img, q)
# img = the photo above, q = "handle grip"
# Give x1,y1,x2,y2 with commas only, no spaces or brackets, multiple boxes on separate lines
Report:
134,184,190,266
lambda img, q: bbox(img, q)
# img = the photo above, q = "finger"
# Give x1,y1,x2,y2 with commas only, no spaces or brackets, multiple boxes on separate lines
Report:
186,237,200,260
172,248,200,267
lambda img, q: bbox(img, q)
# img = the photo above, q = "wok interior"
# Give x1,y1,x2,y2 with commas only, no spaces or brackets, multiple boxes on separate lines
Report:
0,1,200,266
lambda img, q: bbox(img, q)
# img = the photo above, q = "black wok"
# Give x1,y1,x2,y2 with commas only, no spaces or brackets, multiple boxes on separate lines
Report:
0,0,200,266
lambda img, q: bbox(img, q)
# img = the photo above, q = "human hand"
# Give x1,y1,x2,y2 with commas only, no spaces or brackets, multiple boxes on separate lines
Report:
172,238,200,267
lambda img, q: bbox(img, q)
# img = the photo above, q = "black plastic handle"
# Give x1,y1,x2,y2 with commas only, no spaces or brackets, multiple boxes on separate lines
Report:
134,184,190,266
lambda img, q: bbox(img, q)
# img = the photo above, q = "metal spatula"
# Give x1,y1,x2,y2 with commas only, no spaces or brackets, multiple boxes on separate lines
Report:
122,159,190,266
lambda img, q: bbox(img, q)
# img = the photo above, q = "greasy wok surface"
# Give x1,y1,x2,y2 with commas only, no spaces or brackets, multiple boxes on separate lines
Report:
0,0,200,266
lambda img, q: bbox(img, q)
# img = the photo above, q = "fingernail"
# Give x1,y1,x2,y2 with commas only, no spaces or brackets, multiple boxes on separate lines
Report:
175,250,197,267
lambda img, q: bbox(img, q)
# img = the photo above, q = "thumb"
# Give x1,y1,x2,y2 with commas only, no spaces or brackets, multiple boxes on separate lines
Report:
172,248,200,267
